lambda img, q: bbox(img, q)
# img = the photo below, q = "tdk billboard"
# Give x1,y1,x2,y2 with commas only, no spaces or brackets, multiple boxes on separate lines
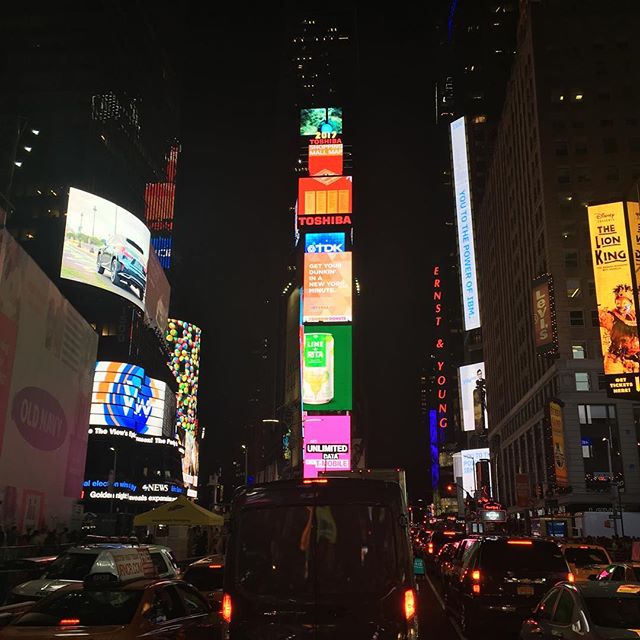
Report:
304,232,346,253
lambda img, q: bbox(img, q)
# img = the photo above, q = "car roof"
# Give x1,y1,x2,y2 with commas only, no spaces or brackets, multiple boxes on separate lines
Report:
62,544,169,554
561,543,608,550
570,581,640,598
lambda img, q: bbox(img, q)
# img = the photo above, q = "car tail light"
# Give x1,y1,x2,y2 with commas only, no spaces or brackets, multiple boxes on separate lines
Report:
208,564,223,569
472,570,481,581
404,589,416,620
568,572,575,583
428,542,434,554
303,479,328,484
122,249,133,260
59,619,80,626
472,584,481,594
222,593,232,623
507,540,533,545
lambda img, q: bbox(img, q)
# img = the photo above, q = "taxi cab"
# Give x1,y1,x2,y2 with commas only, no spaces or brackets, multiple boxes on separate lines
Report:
560,544,612,581
7,543,178,604
182,554,225,613
521,581,640,640
0,547,218,639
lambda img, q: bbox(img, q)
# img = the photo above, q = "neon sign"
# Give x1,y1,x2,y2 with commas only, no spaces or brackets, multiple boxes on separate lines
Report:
433,266,449,428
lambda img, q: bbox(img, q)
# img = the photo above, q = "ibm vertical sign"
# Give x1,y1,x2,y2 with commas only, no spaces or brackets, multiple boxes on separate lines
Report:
450,117,480,331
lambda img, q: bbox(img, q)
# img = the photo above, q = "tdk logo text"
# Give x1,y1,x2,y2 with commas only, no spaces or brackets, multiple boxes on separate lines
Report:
304,232,346,254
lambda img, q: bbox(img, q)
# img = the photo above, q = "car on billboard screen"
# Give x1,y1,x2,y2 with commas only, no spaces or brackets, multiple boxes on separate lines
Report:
61,187,151,311
96,234,147,300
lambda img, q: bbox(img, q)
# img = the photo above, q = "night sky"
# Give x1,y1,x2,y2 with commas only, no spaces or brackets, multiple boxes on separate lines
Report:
169,5,447,499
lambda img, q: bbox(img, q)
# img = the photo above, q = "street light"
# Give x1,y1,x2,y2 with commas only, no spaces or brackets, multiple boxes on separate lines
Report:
241,444,248,485
109,446,117,514
602,428,625,536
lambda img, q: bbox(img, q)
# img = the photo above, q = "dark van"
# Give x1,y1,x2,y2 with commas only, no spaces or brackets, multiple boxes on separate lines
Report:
222,478,419,639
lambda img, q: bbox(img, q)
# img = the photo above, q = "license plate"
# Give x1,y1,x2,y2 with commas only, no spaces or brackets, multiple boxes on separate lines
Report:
517,585,534,596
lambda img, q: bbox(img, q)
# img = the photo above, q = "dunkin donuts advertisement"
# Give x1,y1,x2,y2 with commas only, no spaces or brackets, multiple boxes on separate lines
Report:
0,230,98,531
302,326,352,411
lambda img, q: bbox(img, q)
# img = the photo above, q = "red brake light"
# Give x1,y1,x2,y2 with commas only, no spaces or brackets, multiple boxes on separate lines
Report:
568,572,575,583
472,584,481,594
404,589,416,620
303,479,328,484
428,542,434,554
222,593,232,623
208,564,223,569
443,531,457,536
507,540,533,545
579,545,589,549
59,619,80,626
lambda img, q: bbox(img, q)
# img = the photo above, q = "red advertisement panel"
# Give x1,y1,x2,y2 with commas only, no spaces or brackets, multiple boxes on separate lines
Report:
298,176,352,215
308,142,343,176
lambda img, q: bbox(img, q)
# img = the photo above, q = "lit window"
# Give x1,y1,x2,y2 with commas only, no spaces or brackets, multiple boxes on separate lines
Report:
575,372,590,391
581,439,593,458
473,115,487,124
575,94,584,101
572,344,586,359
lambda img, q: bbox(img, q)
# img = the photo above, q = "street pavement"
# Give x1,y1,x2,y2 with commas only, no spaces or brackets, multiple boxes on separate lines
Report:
418,573,465,640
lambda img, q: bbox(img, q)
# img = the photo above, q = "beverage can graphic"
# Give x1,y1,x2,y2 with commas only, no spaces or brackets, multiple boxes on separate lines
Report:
303,333,334,404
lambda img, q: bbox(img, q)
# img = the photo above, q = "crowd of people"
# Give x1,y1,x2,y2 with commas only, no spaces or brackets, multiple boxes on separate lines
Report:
0,525,80,552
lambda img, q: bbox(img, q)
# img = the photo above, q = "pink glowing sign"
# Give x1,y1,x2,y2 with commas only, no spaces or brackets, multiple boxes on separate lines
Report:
303,415,351,479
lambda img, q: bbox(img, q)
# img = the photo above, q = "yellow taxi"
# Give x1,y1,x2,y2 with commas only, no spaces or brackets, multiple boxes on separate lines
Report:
560,543,612,581
0,547,219,639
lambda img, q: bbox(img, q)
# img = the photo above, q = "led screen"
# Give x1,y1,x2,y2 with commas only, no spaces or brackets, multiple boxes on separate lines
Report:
452,448,491,499
145,249,170,335
304,232,345,253
308,142,343,176
303,252,352,323
458,362,487,432
90,362,167,436
298,176,352,215
61,188,150,311
303,415,351,479
450,117,481,331
302,325,352,411
588,202,639,377
300,107,343,137
151,236,172,270
0,229,98,531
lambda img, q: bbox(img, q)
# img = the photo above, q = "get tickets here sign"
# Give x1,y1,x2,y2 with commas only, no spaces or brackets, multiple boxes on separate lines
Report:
303,252,352,323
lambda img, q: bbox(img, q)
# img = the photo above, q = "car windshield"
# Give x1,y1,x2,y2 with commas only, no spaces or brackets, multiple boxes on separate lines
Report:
44,553,99,580
13,589,142,627
564,548,609,567
184,566,224,591
235,504,399,598
586,596,640,629
125,238,144,257
480,541,568,573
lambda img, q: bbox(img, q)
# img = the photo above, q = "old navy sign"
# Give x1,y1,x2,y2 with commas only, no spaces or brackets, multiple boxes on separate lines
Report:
305,232,345,253
451,117,481,331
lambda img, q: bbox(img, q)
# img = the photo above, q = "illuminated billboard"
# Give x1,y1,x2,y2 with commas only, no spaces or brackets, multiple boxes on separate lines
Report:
302,325,352,411
298,176,352,215
450,117,480,331
304,232,345,253
90,362,168,437
308,141,343,176
303,252,352,323
458,362,487,432
588,202,639,379
151,236,172,270
0,229,98,531
452,448,491,498
61,188,150,311
532,274,558,356
300,107,343,137
303,415,351,478
549,400,568,487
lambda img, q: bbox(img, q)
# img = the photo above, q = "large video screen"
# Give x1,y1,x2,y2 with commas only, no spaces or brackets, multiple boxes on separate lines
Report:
298,176,352,215
303,415,351,479
304,232,346,253
90,362,167,436
458,362,488,432
61,188,151,311
0,229,98,532
300,107,343,137
303,252,352,323
302,325,352,411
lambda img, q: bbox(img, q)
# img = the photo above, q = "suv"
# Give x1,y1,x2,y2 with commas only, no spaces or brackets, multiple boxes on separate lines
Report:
445,537,572,635
96,234,147,300
222,478,419,639
6,544,178,604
